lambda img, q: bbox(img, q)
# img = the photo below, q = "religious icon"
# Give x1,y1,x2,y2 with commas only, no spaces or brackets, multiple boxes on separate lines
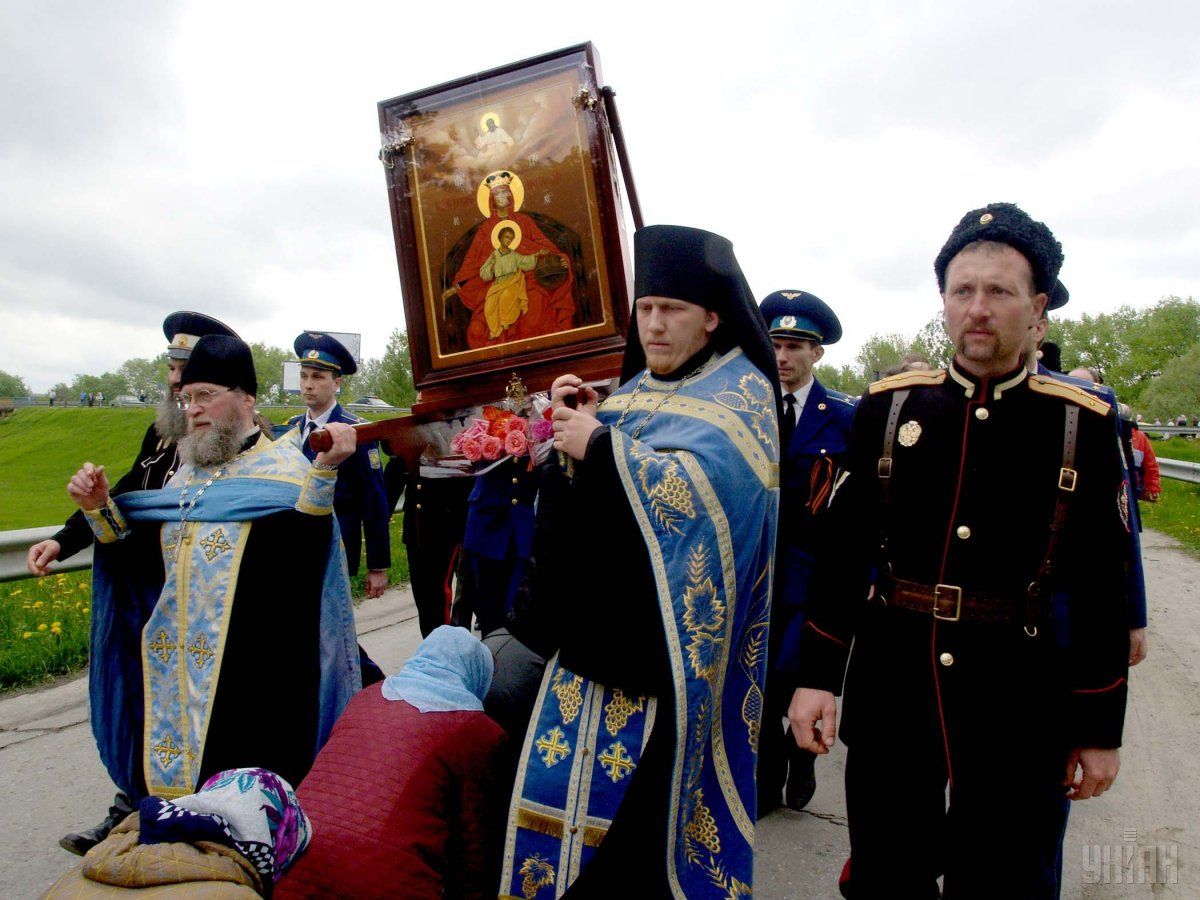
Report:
440,169,577,349
377,43,631,408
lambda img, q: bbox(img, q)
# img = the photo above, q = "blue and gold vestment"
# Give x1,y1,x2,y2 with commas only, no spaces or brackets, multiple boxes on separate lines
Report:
86,432,361,799
502,348,780,898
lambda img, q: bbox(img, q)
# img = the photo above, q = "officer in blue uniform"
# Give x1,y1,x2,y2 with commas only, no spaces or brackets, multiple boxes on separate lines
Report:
755,290,857,817
452,455,542,637
288,333,391,598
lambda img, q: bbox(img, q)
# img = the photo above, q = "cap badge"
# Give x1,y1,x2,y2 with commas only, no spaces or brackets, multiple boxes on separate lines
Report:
780,315,797,328
781,291,802,300
178,336,189,348
979,213,994,225
307,350,320,359
898,420,922,447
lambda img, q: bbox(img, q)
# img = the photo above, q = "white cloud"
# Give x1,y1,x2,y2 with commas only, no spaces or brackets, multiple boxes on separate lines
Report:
2,0,1198,388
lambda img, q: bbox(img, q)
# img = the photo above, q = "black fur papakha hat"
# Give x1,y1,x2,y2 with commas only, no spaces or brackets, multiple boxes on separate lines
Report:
180,334,258,396
934,202,1064,295
1047,280,1069,311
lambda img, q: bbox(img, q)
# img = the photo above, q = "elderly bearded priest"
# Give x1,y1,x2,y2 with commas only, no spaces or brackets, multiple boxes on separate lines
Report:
66,335,361,803
500,225,780,898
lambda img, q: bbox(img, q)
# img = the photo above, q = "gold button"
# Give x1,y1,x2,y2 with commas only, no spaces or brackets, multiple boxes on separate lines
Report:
818,402,827,410
512,477,519,485
975,407,989,420
569,826,579,835
511,498,518,506
939,652,954,666
980,212,994,225
416,482,422,490
415,503,422,510
581,748,589,757
956,525,971,539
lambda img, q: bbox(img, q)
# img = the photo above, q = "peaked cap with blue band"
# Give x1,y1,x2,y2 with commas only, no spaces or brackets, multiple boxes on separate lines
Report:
162,311,239,360
294,332,357,376
934,201,1064,295
759,290,842,345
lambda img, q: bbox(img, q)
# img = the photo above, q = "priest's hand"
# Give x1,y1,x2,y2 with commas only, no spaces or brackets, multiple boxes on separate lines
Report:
27,539,62,576
315,422,357,468
1064,747,1120,800
67,462,110,511
550,374,598,416
551,406,602,461
365,569,388,599
788,687,838,755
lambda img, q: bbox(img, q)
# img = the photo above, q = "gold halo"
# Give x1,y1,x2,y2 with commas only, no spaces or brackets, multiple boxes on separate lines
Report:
476,170,525,218
491,220,523,250
479,111,502,132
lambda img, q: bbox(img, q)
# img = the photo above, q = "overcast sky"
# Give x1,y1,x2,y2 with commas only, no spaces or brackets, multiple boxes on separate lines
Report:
2,0,1197,391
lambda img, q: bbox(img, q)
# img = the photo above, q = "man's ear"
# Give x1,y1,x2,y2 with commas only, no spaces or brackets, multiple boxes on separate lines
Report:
813,344,825,363
704,311,720,334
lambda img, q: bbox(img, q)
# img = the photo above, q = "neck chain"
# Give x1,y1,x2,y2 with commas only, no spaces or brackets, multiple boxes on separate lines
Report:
615,358,711,440
175,466,225,559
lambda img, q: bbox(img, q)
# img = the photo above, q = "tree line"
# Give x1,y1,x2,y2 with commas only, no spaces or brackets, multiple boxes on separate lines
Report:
4,299,1197,418
815,296,1200,421
1,329,418,409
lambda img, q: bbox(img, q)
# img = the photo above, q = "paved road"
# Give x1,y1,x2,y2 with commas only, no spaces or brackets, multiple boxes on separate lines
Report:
2,530,1196,897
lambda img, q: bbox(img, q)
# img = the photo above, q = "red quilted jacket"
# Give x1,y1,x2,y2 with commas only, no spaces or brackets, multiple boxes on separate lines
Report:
276,684,507,899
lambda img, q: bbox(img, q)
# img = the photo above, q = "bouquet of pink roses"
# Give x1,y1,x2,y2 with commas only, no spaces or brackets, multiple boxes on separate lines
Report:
450,406,555,463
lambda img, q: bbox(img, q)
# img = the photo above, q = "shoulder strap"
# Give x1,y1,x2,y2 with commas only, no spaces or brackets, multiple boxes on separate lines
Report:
1026,405,1080,634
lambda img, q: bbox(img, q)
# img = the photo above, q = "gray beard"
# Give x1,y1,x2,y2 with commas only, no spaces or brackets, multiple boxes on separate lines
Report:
154,394,188,443
180,418,242,468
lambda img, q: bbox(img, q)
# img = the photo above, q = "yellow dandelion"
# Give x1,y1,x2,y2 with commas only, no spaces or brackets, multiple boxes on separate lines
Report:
22,631,32,639
11,589,22,596
82,607,90,614
51,625,63,636
52,621,61,628
33,600,44,609
37,623,48,631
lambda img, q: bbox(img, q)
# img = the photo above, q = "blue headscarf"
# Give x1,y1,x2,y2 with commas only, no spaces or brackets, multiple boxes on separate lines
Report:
381,626,494,712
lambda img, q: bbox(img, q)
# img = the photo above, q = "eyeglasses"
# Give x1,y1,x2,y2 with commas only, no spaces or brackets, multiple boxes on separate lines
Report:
176,388,236,410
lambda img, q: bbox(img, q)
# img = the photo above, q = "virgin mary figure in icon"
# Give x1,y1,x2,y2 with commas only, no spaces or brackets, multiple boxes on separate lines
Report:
441,169,578,350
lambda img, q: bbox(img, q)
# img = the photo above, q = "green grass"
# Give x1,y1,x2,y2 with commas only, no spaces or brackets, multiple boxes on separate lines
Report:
1139,479,1200,556
0,408,155,529
1148,435,1200,463
0,570,92,691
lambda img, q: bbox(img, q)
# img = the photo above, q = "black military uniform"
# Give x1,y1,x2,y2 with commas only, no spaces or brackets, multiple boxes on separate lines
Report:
386,458,474,637
798,205,1130,898
56,311,239,857
755,290,856,817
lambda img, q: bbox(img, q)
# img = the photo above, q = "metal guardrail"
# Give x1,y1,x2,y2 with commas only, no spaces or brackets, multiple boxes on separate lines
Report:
1145,425,1200,437
0,526,93,583
1158,458,1200,485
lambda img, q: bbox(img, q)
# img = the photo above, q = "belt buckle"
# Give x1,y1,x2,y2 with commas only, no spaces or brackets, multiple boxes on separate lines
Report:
1058,467,1077,492
933,584,962,622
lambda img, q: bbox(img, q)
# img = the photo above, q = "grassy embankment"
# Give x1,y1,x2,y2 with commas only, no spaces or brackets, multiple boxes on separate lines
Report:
1141,436,1200,556
0,407,408,691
